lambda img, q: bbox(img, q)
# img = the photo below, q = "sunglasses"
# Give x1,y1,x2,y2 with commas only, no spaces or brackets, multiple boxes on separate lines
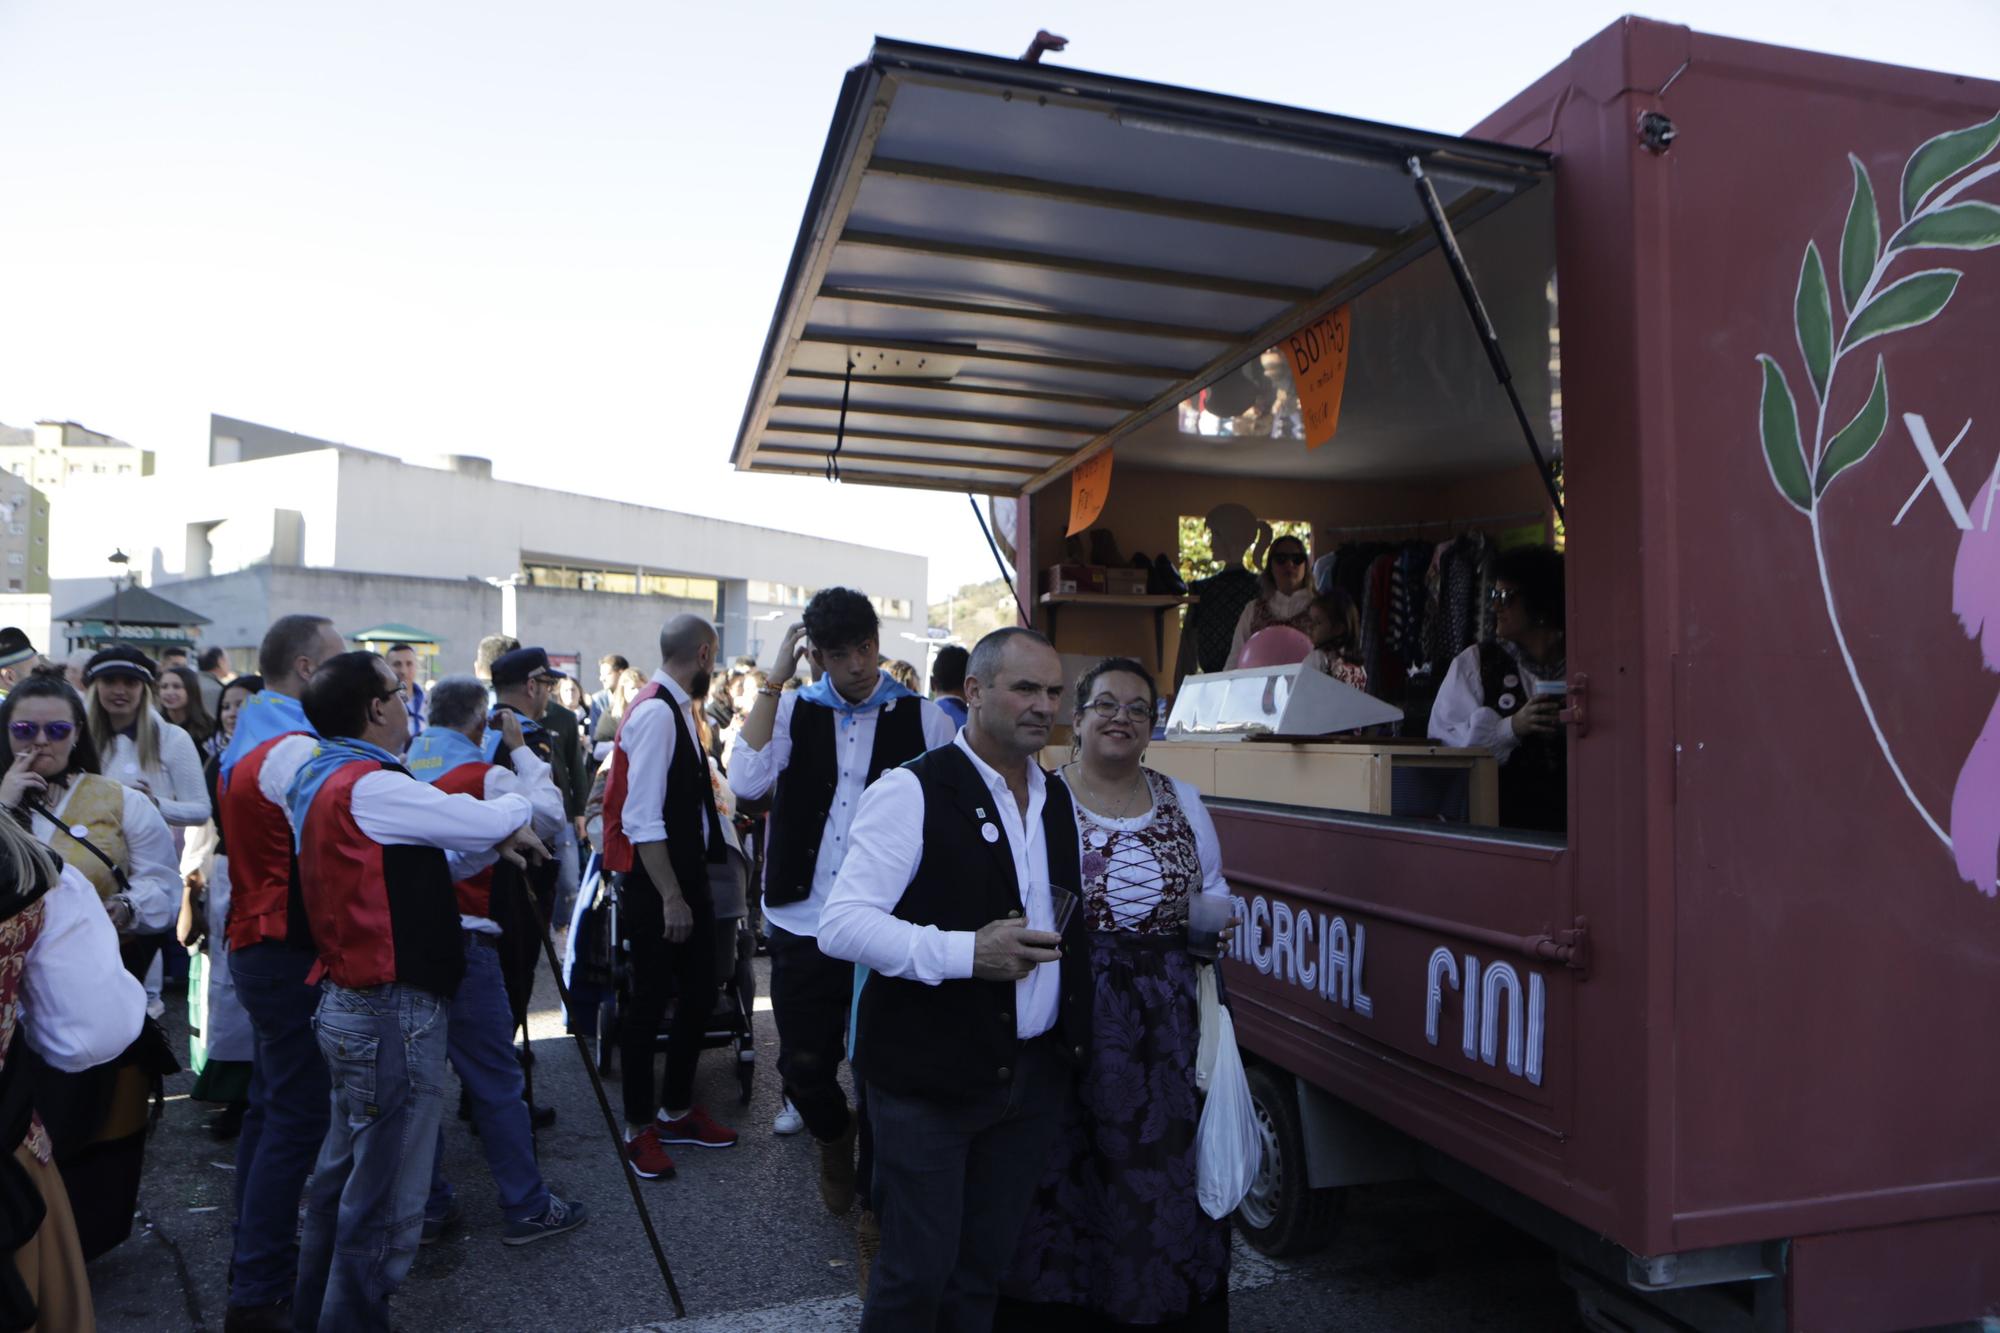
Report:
8,720,74,742
1270,552,1308,567
1488,587,1518,606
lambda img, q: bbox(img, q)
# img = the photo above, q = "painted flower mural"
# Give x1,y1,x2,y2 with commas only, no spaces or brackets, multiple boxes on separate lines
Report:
1755,110,2000,893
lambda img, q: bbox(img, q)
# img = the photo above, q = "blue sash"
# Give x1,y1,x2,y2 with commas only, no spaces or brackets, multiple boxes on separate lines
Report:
284,736,401,850
798,671,914,728
404,727,489,785
219,690,312,788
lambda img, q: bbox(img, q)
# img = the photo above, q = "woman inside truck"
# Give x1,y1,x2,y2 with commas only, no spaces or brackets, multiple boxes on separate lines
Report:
1427,546,1567,832
1225,533,1316,668
1302,587,1368,692
1001,656,1234,1332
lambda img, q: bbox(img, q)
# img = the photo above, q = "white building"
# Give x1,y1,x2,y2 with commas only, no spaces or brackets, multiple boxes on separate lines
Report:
46,415,928,678
0,420,154,492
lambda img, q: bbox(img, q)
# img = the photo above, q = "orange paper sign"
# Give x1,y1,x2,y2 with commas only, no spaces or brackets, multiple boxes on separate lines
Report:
1066,450,1113,537
1285,305,1351,450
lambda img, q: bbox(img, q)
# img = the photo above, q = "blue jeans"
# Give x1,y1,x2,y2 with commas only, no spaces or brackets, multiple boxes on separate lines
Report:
861,1036,1070,1333
294,982,449,1333
427,934,550,1225
228,941,330,1307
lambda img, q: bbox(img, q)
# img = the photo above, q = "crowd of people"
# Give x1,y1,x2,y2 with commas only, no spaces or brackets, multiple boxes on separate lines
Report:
0,587,1250,1333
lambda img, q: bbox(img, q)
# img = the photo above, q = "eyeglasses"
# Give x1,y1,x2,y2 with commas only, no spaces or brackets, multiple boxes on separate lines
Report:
1270,552,1307,567
8,721,74,742
1488,587,1518,606
1084,699,1154,724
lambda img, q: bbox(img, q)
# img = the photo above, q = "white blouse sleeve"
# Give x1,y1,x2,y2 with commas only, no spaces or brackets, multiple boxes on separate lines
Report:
21,865,146,1072
152,720,212,827
1426,645,1521,763
118,785,184,933
1172,778,1231,897
1225,599,1259,674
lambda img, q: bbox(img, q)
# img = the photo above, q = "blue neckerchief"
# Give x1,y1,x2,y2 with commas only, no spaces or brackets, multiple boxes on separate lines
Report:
404,727,489,785
219,689,313,788
285,736,402,850
798,671,914,728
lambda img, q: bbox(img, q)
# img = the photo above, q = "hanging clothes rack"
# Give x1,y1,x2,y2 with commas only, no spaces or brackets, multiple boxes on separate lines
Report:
1318,508,1550,537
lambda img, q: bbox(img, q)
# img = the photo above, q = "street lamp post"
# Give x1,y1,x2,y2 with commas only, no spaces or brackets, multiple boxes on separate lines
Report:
108,549,130,645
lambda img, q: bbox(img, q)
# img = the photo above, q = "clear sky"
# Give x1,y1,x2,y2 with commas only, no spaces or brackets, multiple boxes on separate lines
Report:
3,1,1995,600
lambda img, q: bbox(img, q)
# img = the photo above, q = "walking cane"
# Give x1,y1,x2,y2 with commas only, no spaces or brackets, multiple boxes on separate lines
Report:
531,903,687,1318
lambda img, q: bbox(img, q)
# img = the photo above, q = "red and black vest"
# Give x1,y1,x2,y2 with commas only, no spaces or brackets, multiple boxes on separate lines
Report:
219,733,314,953
299,760,465,997
430,760,502,920
602,682,724,895
764,697,926,907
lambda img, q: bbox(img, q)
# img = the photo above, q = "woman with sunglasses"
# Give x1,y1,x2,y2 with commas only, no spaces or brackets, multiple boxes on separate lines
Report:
1427,546,1568,832
177,674,262,1139
1000,657,1237,1331
0,673,180,1261
1225,533,1317,670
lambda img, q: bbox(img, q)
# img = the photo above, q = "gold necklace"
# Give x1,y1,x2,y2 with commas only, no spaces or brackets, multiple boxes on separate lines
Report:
1069,762,1146,820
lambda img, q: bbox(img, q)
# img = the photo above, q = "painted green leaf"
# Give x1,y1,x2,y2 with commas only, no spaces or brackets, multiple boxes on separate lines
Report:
1794,242,1832,400
1839,155,1879,315
1889,201,2000,252
1814,356,1889,496
1757,354,1811,513
1901,110,2000,220
1839,269,1961,352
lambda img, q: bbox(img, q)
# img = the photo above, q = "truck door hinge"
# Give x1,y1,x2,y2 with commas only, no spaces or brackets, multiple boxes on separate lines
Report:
1559,672,1588,738
1532,916,1591,976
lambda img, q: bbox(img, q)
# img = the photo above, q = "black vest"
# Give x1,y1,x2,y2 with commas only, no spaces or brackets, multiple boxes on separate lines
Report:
764,697,927,907
854,744,1092,1103
629,690,727,902
1478,643,1568,833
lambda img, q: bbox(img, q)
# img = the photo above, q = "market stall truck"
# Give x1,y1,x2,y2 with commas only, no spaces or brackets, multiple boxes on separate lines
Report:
728,17,2000,1330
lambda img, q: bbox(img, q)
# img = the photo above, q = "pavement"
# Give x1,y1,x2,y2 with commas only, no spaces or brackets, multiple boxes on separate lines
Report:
89,949,1580,1332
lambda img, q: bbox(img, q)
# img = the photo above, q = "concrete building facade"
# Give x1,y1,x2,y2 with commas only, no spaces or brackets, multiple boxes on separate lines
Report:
45,415,927,678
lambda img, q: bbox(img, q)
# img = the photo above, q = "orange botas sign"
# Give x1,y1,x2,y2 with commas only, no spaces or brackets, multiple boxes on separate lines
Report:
1286,306,1351,450
1067,449,1113,537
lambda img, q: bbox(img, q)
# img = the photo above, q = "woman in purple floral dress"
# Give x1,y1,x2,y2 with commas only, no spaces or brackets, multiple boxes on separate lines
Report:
999,657,1235,1331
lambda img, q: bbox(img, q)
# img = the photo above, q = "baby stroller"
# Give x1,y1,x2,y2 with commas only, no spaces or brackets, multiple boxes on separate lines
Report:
582,838,758,1106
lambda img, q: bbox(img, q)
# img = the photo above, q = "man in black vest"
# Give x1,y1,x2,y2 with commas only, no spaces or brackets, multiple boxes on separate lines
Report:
820,627,1091,1332
601,615,740,1180
729,588,957,1215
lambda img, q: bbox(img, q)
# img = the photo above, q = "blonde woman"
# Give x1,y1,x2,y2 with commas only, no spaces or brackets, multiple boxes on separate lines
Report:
84,647,207,830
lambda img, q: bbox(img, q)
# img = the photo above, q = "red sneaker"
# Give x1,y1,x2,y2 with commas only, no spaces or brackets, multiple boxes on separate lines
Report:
656,1106,738,1149
625,1126,677,1179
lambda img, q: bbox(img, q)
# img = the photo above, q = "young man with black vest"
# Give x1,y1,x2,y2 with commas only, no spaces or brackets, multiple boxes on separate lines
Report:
819,626,1091,1332
729,588,957,1211
216,613,345,1333
287,652,548,1332
404,676,587,1248
601,614,740,1179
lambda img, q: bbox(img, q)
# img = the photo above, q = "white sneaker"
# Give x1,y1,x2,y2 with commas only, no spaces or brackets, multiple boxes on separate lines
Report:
772,1098,804,1136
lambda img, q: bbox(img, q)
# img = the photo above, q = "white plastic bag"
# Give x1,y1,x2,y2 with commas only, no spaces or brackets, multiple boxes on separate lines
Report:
1195,1000,1262,1219
1195,963,1221,1094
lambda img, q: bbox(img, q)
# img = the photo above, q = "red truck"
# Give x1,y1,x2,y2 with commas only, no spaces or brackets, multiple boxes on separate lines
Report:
730,18,2000,1329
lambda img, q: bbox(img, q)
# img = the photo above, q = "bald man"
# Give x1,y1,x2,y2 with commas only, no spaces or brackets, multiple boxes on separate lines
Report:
599,615,740,1180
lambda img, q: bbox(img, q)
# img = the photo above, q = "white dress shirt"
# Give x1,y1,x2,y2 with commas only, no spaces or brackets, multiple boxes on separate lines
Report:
1427,642,1543,764
451,742,564,934
276,743,535,883
729,676,958,939
616,670,706,849
101,712,209,828
32,779,180,934
20,864,147,1072
820,731,1066,1040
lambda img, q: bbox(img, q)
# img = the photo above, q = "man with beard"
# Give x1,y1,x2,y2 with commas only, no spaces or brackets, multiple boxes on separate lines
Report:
599,615,739,1179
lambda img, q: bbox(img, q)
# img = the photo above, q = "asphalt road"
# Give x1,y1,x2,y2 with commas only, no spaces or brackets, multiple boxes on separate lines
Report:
89,950,1580,1332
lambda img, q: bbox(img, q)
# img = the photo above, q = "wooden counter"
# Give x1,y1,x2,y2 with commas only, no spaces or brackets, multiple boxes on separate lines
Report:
1141,737,1499,826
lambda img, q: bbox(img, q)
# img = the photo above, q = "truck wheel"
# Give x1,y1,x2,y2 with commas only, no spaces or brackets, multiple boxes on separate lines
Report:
1236,1063,1342,1257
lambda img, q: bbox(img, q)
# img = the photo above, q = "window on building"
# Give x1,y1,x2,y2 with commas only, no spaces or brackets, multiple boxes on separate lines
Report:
748,580,814,607
523,560,716,610
5,580,18,591
869,595,913,621
6,553,20,566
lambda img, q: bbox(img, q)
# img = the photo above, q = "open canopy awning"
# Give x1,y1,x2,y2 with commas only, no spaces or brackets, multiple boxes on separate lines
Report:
731,39,1552,497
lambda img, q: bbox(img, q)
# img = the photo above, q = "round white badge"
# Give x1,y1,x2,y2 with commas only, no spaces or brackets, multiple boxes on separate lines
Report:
1089,830,1109,848
981,823,1000,844
1497,693,1518,711
69,825,89,840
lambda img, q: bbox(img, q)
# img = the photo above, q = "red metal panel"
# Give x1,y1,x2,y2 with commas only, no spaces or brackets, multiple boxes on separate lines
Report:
1789,1214,2000,1331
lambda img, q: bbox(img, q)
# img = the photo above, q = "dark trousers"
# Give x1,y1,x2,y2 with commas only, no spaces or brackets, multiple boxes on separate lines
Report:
228,941,331,1307
862,1035,1070,1333
767,926,853,1143
617,863,715,1125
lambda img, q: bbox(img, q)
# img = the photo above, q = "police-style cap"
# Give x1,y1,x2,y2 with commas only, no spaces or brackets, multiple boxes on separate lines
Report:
0,628,33,670
490,646,558,687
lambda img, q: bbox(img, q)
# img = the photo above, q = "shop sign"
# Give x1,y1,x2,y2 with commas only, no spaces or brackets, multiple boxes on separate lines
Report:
1066,449,1114,537
1285,305,1352,450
